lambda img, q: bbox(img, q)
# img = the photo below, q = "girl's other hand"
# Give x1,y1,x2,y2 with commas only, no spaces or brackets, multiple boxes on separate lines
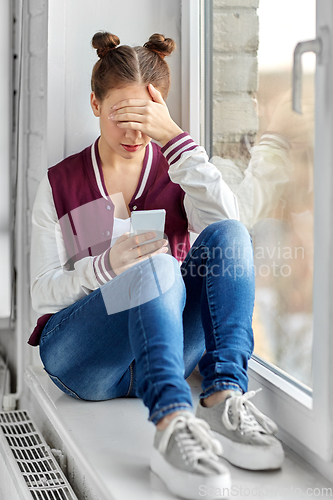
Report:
109,231,169,276
108,84,183,146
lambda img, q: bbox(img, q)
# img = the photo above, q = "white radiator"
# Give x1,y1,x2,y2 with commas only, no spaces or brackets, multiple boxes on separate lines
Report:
0,410,78,500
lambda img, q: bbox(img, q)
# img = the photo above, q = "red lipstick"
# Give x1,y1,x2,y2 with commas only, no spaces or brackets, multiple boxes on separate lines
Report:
121,144,141,152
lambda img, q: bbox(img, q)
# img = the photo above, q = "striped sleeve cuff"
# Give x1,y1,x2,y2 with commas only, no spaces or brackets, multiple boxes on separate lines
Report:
259,132,291,152
161,132,199,167
93,248,117,286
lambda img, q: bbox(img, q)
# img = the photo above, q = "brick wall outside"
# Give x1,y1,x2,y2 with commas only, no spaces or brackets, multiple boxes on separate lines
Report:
212,0,259,169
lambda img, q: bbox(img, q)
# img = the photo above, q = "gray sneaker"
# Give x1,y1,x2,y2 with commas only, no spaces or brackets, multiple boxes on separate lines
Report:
196,390,285,471
151,411,231,500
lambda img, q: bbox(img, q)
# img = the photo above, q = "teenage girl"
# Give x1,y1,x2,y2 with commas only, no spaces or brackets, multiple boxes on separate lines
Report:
30,32,284,500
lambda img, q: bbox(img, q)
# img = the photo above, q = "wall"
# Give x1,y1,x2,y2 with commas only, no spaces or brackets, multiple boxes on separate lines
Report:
212,0,259,167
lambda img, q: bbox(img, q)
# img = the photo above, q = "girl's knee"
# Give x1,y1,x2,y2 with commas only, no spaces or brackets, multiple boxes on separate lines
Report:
213,218,247,233
149,252,179,268
205,219,251,246
200,220,254,269
149,253,184,290
135,253,185,299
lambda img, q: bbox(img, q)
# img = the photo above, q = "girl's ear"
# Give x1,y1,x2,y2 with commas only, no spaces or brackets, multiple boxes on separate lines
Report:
90,92,101,117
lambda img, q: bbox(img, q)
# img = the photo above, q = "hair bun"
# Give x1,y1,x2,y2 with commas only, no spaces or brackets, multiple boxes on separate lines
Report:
92,31,120,59
143,33,176,59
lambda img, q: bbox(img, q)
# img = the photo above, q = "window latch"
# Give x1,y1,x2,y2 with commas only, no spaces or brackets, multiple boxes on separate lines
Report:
292,26,330,114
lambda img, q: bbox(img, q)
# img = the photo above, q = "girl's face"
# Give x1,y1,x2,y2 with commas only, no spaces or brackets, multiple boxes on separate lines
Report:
90,85,152,162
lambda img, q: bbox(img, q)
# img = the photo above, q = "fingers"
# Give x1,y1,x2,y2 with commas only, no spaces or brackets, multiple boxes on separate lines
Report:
116,231,169,259
109,94,166,122
108,105,149,129
133,242,169,264
132,238,168,260
109,106,146,120
117,231,156,251
109,102,158,126
109,230,169,276
148,84,165,104
115,232,131,244
116,121,146,131
112,99,149,111
136,245,169,264
111,89,165,111
110,112,146,124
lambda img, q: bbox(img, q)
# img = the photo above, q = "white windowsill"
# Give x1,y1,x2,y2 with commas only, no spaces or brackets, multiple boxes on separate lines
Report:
248,358,313,409
24,365,333,500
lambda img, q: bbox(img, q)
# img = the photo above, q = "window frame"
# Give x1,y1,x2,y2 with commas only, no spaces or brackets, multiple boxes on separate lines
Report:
185,0,333,466
180,0,201,144
0,0,13,323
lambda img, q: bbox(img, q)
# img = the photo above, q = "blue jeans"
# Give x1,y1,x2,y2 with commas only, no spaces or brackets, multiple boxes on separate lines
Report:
39,220,255,424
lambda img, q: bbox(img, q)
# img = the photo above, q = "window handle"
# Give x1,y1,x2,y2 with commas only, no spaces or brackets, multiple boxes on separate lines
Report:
292,27,330,114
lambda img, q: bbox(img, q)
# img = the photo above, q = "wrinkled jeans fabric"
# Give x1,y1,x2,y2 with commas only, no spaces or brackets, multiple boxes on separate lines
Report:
40,219,255,424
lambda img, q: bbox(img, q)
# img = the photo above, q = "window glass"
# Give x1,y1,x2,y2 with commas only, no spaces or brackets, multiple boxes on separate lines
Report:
209,0,316,388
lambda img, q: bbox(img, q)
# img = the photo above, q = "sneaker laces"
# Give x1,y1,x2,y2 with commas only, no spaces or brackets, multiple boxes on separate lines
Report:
222,389,278,435
158,413,225,475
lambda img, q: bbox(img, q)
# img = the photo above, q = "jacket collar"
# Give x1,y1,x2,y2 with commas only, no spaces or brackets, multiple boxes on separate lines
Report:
90,138,153,202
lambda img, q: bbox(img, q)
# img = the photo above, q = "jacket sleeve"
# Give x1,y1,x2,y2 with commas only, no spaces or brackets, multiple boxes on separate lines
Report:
210,133,292,232
161,133,240,234
30,174,114,316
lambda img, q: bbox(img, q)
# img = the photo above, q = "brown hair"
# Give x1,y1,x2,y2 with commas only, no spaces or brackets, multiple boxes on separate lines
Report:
91,32,176,101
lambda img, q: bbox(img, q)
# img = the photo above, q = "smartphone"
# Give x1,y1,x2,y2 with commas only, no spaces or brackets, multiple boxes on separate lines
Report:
130,209,166,244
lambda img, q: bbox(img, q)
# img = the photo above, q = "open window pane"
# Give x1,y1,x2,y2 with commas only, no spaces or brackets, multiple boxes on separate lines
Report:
209,0,315,389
